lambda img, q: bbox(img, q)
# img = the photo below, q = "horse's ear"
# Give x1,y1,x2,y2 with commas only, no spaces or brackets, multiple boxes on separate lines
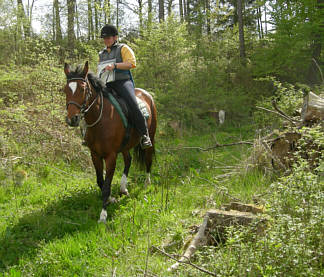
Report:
64,63,70,76
82,61,89,78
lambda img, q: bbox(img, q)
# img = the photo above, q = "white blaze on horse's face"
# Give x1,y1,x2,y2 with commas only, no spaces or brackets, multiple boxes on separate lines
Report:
69,82,78,95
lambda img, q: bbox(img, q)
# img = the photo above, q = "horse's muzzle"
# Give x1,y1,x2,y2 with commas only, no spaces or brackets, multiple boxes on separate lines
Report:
66,115,81,127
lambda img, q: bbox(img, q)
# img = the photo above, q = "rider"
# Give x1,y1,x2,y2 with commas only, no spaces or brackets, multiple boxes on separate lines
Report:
98,24,152,149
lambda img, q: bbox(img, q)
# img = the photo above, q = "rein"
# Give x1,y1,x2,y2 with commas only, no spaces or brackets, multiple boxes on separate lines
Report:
66,77,104,128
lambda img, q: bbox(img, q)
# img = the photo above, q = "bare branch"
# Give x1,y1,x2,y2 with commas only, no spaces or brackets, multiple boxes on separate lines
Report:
255,106,297,126
152,246,217,276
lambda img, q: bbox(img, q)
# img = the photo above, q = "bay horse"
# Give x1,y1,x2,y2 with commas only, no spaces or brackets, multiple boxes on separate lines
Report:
63,61,157,223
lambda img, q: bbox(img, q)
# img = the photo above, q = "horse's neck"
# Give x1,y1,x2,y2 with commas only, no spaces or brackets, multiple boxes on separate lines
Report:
84,90,110,125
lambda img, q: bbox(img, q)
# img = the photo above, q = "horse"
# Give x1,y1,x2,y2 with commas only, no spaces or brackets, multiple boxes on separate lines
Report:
63,61,157,223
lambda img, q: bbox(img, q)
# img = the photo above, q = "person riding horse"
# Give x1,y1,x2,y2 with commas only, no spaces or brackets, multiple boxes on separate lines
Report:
98,24,152,149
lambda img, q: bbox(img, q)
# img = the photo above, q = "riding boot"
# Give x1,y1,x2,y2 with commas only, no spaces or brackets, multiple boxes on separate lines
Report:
140,129,152,149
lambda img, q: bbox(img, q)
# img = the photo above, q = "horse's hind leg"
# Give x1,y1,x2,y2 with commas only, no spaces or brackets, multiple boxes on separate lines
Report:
120,151,132,196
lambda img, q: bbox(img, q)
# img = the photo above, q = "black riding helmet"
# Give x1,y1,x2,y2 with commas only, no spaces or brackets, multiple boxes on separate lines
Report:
100,24,118,38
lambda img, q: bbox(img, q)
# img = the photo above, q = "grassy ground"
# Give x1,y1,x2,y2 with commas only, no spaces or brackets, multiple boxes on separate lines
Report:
0,119,272,276
1,65,322,277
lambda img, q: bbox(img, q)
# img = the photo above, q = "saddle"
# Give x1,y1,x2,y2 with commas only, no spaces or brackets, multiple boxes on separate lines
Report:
102,87,150,151
102,87,149,129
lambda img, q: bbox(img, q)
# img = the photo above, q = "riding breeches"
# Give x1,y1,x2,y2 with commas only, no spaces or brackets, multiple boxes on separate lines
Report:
105,79,147,136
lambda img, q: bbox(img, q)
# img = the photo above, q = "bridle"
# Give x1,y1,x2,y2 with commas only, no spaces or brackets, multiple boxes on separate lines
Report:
66,77,103,128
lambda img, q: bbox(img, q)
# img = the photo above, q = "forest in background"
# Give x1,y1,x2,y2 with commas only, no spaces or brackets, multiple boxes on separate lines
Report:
1,0,323,125
0,0,323,276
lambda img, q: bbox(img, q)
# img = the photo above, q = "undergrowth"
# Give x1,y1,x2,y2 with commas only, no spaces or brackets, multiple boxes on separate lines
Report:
0,66,322,276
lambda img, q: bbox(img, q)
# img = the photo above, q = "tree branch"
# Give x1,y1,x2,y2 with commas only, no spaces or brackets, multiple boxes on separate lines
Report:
152,246,217,276
255,106,297,126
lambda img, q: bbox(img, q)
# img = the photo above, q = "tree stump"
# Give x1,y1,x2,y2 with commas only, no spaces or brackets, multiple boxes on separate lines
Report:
271,132,301,169
301,91,324,124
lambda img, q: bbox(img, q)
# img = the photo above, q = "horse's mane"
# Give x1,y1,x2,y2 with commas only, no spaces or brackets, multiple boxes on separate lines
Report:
67,64,105,93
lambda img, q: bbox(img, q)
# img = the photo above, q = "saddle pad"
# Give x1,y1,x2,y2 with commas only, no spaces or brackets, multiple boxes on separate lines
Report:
136,97,150,119
107,93,150,129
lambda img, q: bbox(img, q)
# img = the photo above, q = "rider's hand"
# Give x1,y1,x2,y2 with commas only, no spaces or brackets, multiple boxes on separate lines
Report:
105,64,115,72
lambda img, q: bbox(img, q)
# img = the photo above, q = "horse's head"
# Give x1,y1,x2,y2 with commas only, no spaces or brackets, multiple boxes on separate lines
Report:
63,61,90,127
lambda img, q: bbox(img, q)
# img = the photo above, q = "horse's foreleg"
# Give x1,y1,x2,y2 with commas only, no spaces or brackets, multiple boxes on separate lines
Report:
120,151,132,196
99,153,117,223
91,151,104,190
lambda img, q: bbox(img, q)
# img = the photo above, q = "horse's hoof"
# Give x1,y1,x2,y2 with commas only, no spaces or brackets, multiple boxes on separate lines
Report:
120,189,129,197
98,209,107,223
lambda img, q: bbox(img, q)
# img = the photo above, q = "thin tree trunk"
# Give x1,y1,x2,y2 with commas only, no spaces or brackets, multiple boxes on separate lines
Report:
186,0,190,25
76,1,81,39
159,0,165,22
307,0,324,84
88,0,94,40
54,0,62,42
179,0,183,21
52,3,55,40
237,0,246,64
67,0,76,53
94,0,99,37
137,0,143,31
17,0,30,37
264,3,267,35
167,0,173,17
206,0,211,35
148,0,153,25
258,7,263,38
116,0,119,29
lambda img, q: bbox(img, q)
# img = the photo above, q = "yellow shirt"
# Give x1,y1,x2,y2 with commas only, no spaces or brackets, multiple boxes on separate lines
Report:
121,45,136,68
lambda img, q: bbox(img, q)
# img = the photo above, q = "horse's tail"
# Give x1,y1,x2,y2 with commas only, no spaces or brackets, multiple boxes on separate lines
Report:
133,144,146,171
133,89,157,172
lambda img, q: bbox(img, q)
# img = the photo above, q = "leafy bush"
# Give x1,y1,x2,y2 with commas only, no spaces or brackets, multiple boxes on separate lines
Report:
253,78,305,130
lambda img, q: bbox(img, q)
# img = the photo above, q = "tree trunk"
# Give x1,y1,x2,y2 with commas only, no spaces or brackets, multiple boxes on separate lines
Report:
159,0,164,22
75,1,81,39
94,0,100,37
237,0,246,65
88,0,94,40
179,0,183,21
116,0,119,30
307,0,324,85
206,0,211,35
167,0,173,17
54,0,62,42
17,0,30,37
137,0,143,31
67,0,76,53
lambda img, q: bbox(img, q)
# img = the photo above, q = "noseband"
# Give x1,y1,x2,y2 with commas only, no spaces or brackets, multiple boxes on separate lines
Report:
66,77,103,128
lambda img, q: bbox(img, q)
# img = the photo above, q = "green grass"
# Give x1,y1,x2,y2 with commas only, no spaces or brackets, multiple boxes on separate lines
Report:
1,65,322,277
0,125,272,276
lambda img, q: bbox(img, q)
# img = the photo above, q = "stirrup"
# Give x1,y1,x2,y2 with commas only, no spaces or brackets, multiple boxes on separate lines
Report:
140,135,152,149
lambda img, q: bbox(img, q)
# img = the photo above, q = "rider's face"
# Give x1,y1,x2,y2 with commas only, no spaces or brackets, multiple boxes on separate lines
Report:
103,36,117,48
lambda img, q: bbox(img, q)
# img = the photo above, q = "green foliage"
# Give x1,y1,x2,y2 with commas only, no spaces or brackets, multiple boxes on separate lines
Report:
253,78,305,129
253,0,324,83
180,126,323,277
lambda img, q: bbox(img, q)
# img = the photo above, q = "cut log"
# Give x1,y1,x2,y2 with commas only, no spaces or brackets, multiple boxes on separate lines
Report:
301,92,324,124
168,208,268,272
